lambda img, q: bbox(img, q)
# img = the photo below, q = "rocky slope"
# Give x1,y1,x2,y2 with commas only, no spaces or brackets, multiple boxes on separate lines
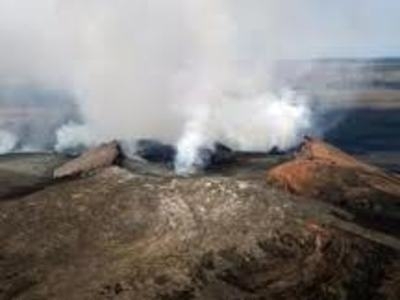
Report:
267,137,400,235
0,142,399,300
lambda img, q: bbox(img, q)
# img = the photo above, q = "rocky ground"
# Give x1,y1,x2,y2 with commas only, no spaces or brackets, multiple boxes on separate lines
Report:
0,140,399,300
268,138,400,236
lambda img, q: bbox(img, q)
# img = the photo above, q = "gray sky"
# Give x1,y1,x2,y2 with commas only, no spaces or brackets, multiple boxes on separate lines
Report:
301,0,400,57
230,0,400,59
0,0,399,88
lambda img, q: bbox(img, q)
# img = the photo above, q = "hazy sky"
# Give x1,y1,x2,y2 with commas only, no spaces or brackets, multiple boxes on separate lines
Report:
305,0,400,57
0,0,399,88
230,0,400,59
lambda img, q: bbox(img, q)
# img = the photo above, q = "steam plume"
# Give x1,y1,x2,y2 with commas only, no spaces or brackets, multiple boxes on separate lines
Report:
175,90,312,174
0,130,18,154
0,0,386,172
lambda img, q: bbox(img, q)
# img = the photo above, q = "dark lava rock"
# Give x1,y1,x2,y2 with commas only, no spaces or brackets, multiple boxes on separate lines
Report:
199,143,236,170
134,140,236,172
0,166,399,299
135,139,176,164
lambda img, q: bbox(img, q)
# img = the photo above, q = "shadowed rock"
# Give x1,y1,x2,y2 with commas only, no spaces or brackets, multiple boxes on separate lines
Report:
135,139,176,164
199,143,236,170
267,137,400,234
134,140,235,171
53,141,120,179
0,153,68,199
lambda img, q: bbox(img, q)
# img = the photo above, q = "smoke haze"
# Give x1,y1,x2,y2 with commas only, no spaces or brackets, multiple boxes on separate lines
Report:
0,0,397,171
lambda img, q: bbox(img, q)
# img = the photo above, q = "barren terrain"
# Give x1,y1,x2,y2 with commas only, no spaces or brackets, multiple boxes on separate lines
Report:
0,60,399,300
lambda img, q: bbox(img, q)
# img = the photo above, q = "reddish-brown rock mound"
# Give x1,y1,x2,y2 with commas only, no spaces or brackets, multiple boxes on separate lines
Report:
267,137,400,234
54,141,120,179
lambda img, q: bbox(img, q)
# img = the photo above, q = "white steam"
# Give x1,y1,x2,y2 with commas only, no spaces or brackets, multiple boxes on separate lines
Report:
0,130,18,154
175,90,312,174
0,0,380,170
54,122,101,153
51,0,315,168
